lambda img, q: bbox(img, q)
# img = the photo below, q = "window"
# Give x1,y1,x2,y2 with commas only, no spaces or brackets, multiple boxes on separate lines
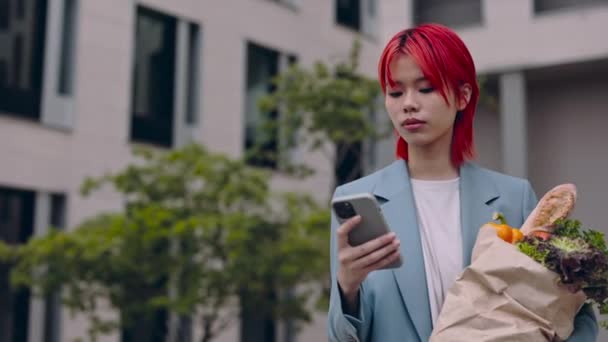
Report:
336,0,361,31
244,43,280,168
58,0,77,96
131,7,200,147
413,0,482,28
534,0,608,13
0,0,78,128
0,189,67,342
335,142,363,186
244,46,297,169
42,193,66,342
0,0,48,120
335,0,377,36
130,6,177,147
49,193,66,229
185,23,200,125
0,186,36,342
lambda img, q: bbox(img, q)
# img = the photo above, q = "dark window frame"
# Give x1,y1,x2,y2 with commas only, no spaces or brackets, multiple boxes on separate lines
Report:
0,186,36,342
58,0,78,96
336,0,361,32
534,0,608,14
185,22,201,125
412,0,483,28
244,42,281,169
0,0,48,121
130,5,177,148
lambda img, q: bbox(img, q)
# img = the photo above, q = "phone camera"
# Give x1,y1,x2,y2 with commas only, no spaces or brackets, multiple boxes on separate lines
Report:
333,201,357,219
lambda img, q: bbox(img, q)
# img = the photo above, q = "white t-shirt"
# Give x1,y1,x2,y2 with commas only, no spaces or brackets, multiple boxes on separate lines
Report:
411,178,463,326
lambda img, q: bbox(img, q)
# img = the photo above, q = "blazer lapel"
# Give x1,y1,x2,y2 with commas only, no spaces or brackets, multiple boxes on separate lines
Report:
459,163,500,266
371,160,500,340
372,160,432,341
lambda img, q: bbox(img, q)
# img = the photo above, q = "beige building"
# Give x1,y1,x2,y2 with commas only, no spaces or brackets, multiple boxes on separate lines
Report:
0,0,381,341
0,0,607,341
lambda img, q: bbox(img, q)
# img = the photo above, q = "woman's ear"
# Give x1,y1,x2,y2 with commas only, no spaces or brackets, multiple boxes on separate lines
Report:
458,84,473,111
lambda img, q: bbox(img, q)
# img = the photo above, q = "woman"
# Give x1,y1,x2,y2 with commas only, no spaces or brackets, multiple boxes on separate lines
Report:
327,24,597,342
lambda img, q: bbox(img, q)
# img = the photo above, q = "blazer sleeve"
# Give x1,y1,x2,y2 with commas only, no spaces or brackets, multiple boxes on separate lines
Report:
566,303,598,342
522,181,599,341
327,187,374,342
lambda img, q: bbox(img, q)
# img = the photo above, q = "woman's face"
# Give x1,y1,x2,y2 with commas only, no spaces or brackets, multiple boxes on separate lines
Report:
384,55,470,150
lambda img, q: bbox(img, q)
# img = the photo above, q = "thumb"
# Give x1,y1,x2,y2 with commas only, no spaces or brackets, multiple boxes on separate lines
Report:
337,215,361,249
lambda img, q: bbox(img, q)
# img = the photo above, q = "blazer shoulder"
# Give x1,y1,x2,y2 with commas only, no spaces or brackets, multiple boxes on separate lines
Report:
333,162,396,197
472,164,533,196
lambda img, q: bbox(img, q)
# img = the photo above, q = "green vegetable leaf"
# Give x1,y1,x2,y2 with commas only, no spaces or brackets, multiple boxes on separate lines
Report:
554,218,583,239
517,240,549,265
583,230,607,253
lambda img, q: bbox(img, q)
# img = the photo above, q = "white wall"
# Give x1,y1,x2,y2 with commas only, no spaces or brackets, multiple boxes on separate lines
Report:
527,65,608,234
474,105,503,172
527,65,608,341
459,0,608,73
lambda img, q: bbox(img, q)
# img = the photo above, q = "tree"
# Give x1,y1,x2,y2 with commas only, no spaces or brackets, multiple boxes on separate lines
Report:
257,39,388,187
0,144,329,342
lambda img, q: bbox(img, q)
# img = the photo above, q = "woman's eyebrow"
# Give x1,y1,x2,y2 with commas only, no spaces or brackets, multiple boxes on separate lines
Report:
387,76,428,87
391,76,427,85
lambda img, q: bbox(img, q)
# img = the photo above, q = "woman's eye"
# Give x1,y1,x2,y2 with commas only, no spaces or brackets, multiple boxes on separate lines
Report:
388,91,403,98
419,87,434,94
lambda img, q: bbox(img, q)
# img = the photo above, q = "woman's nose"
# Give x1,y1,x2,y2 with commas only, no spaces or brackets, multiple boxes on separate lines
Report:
402,91,420,113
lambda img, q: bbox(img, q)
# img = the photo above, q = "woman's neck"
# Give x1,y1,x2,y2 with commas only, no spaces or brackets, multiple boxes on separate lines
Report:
407,142,459,181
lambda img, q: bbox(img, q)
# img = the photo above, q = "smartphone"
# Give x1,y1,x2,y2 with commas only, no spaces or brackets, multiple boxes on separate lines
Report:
332,193,403,269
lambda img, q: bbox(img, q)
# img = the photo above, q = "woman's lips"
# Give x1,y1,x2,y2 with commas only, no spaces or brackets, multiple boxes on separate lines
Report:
402,119,426,131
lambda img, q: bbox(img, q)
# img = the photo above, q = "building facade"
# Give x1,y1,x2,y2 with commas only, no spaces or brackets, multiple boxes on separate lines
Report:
0,0,381,341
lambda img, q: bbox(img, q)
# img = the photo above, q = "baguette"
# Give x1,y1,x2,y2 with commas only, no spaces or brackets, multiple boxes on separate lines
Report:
520,183,577,236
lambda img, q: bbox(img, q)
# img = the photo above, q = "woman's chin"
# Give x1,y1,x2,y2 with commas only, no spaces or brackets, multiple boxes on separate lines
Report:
401,136,432,147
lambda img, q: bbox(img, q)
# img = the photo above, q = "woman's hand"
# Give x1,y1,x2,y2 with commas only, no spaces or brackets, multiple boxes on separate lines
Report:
336,215,401,299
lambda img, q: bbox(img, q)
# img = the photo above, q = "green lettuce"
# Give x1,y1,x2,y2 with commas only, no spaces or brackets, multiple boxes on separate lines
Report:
517,219,608,326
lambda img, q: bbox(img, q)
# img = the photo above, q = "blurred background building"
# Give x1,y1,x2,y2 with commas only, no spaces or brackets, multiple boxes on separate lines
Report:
0,0,606,341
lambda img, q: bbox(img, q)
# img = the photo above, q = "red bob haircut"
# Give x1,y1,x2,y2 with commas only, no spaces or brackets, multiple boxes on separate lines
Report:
378,23,480,168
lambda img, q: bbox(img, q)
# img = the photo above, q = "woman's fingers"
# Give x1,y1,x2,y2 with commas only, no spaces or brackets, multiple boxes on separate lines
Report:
363,249,401,273
336,223,401,293
346,231,397,261
351,238,400,270
336,217,400,278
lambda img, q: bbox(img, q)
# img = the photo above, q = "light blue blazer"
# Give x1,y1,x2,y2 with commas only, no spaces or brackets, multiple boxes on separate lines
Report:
328,160,598,342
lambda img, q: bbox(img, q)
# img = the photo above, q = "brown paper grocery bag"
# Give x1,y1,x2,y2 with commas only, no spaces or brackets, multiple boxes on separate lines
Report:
430,225,586,342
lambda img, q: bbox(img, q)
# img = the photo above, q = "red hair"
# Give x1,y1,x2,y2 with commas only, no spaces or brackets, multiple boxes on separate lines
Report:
378,23,479,168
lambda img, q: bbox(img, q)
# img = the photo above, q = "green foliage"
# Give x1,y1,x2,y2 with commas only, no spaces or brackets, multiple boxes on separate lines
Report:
0,144,330,341
517,239,550,265
553,218,584,239
554,218,608,253
256,40,387,177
